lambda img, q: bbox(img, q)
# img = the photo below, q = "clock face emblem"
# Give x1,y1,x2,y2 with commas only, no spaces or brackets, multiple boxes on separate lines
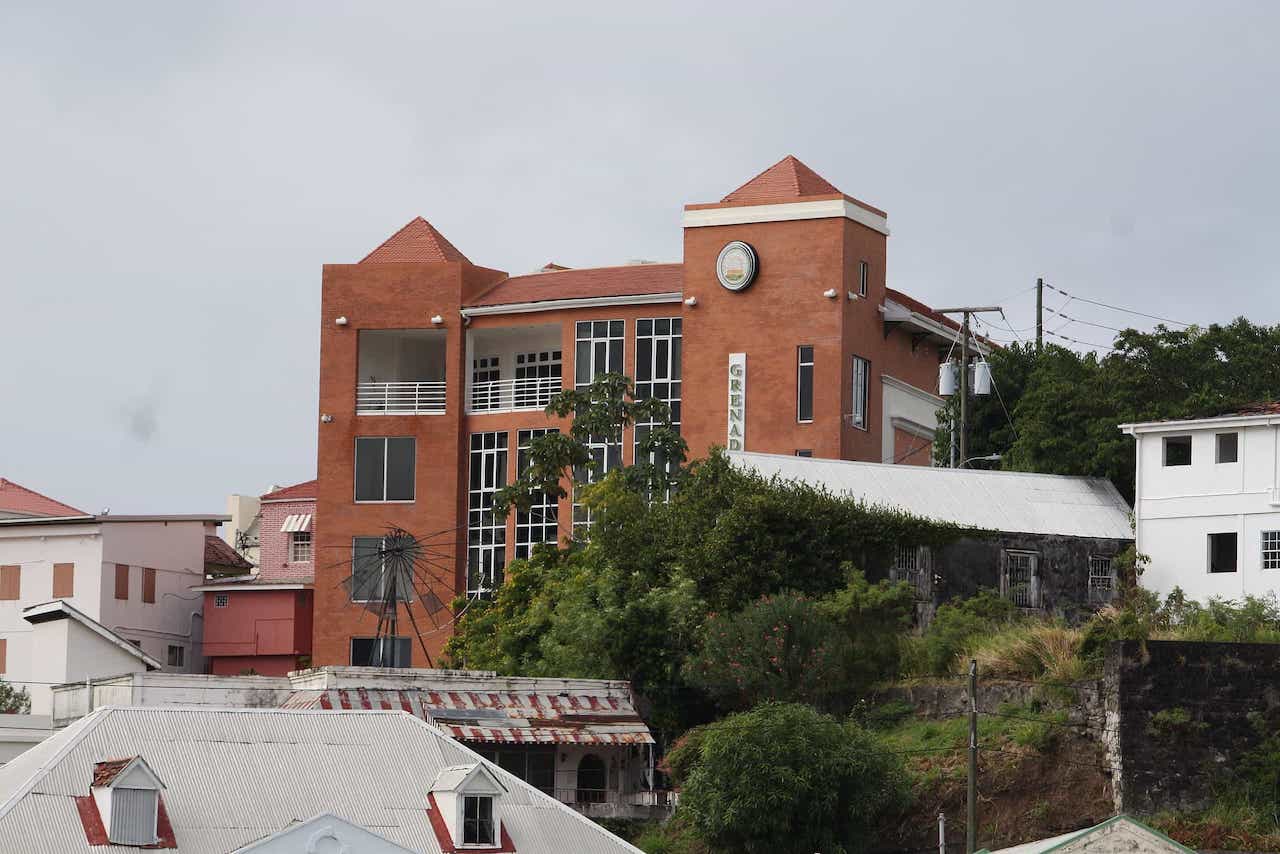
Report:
716,241,757,291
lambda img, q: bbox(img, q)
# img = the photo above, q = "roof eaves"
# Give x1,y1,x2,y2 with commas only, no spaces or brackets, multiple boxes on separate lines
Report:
0,707,114,822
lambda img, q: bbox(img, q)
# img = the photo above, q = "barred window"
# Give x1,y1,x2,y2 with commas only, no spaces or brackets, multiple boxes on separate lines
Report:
1002,551,1040,608
1088,556,1115,603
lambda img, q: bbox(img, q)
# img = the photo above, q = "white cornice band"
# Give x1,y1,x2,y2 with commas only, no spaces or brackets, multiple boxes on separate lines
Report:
681,199,890,236
461,292,683,317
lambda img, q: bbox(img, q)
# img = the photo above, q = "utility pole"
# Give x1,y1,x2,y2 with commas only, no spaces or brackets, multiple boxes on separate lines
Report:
935,306,1001,468
938,811,947,854
967,659,978,854
1035,277,1044,350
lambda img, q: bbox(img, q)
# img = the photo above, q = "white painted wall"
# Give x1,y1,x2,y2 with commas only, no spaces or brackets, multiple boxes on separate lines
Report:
1131,419,1280,601
24,617,148,716
880,375,942,464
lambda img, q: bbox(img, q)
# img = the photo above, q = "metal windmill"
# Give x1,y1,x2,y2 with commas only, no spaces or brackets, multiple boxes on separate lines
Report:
332,525,461,668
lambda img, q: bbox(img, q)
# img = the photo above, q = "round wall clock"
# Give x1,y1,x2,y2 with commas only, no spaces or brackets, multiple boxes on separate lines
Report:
716,241,757,291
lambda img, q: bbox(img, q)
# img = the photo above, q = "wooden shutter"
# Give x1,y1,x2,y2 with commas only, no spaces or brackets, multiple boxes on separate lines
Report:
0,565,19,601
142,568,156,604
52,563,74,598
114,564,130,600
0,638,7,673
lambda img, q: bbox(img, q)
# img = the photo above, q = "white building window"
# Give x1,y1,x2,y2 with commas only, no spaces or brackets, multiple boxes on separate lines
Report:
289,531,313,562
635,318,682,486
1002,550,1040,608
1088,556,1115,603
851,356,870,430
354,436,415,502
471,355,502,411
858,260,869,297
214,593,229,608
516,429,559,559
468,431,509,598
1216,431,1239,464
1264,531,1280,571
1163,435,1192,467
166,645,184,667
1209,532,1238,573
514,350,562,409
463,795,496,845
573,436,621,535
575,320,624,387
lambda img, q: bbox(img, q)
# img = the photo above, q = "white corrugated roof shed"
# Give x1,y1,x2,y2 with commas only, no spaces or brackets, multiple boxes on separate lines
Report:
0,706,643,854
729,452,1133,540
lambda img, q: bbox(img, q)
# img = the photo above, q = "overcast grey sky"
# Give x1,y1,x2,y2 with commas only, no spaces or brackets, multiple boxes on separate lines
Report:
2,2,1278,514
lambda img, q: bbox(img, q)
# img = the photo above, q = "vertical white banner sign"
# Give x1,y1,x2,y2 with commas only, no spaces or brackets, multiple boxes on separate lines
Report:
727,353,746,451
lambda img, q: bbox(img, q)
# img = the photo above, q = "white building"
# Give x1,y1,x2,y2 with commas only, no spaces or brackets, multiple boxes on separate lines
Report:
0,512,239,715
0,705,644,853
1122,405,1280,601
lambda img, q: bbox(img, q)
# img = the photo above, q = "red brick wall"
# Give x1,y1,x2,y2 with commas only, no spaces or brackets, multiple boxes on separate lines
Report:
258,497,316,583
893,427,934,466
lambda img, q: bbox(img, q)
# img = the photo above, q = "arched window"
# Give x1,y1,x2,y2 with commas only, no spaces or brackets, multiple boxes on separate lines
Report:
576,754,607,804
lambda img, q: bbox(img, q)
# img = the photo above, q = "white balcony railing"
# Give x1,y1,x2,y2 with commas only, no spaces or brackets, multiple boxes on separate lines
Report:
357,381,447,415
469,377,562,413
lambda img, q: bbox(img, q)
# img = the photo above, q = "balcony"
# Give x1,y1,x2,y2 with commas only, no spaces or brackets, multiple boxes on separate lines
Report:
357,329,446,416
466,324,563,415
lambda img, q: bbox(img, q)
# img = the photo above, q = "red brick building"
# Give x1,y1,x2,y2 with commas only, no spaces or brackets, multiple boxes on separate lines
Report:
315,155,975,666
196,480,314,675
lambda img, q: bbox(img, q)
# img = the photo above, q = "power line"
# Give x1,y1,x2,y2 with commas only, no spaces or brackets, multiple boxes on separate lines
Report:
1045,329,1117,352
1043,281,1190,328
1044,308,1126,333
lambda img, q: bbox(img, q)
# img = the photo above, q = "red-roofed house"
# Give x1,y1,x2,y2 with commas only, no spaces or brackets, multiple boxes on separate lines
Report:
314,155,987,666
194,480,315,676
0,478,86,520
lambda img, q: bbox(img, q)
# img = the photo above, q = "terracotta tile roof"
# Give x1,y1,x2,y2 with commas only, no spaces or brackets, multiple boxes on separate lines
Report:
0,478,86,518
205,535,253,570
91,758,135,788
1223,401,1280,416
359,217,469,264
466,263,683,308
260,479,317,501
721,155,842,203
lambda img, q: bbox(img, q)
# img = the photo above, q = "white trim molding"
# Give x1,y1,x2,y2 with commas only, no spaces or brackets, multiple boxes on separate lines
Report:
191,583,309,592
1121,414,1280,435
681,199,890,236
881,374,944,408
461,292,682,317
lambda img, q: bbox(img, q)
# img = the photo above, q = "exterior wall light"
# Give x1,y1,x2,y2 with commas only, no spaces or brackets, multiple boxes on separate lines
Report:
335,316,349,326
823,288,838,299
684,296,697,307
320,414,334,423
431,315,444,325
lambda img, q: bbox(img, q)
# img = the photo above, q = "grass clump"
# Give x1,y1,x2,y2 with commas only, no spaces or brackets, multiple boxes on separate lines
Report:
964,622,1088,685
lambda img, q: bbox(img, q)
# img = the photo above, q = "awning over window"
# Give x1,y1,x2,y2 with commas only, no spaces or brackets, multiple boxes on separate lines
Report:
280,514,313,533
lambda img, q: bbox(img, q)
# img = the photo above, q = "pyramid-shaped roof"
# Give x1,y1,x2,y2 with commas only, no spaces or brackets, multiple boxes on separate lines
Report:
721,155,842,203
0,478,86,518
359,217,469,264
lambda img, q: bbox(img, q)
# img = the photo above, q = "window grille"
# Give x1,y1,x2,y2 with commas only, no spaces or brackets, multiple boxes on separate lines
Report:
1002,551,1040,608
1088,556,1115,604
891,545,931,600
214,593,229,608
1263,531,1280,570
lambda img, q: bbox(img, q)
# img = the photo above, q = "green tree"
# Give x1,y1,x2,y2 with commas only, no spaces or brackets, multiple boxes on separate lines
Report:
679,702,909,854
0,678,30,714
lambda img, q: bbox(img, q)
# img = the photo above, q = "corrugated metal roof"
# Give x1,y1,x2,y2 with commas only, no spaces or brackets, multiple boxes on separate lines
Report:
728,451,1133,540
279,514,312,533
0,707,644,854
282,687,654,746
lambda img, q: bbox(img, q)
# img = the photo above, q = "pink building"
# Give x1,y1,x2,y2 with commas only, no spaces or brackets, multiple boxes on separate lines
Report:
195,480,315,676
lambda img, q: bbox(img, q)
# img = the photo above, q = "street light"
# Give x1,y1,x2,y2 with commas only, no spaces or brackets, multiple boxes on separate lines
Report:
961,453,1002,468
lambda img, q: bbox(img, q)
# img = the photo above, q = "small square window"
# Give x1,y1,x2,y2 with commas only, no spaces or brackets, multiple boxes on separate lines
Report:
1209,532,1238,573
1163,435,1192,467
167,645,185,667
290,531,313,563
214,593,229,608
1216,432,1239,464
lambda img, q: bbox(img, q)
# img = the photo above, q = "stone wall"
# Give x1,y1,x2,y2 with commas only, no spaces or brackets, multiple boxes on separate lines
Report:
1108,640,1280,815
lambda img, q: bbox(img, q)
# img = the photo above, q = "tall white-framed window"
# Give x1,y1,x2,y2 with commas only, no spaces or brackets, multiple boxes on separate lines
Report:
858,260,869,297
351,536,413,602
1002,550,1040,608
573,436,622,536
289,531,313,563
468,431,509,598
1088,555,1115,603
1264,531,1280,571
797,346,814,423
575,320,624,388
354,436,415,502
634,318,682,483
851,356,870,430
516,428,559,559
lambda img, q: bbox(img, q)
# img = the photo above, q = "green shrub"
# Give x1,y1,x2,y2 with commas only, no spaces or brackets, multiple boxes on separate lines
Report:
680,702,909,854
660,725,708,787
923,589,1019,675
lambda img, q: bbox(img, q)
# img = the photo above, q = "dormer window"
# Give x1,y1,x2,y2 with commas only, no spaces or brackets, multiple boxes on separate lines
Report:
428,762,508,851
464,794,496,845
87,756,168,847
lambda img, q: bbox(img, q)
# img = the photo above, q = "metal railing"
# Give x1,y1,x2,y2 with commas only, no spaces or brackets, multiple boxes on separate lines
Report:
469,377,562,413
356,381,447,415
552,788,680,809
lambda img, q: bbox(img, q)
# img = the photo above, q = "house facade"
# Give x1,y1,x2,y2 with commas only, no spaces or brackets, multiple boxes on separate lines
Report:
315,155,981,666
730,451,1135,623
1122,405,1280,601
0,486,234,714
195,480,315,676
